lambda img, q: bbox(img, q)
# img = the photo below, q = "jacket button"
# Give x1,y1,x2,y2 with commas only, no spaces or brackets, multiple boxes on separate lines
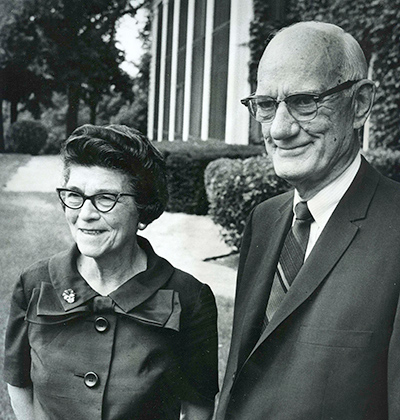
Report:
94,316,109,332
84,372,99,388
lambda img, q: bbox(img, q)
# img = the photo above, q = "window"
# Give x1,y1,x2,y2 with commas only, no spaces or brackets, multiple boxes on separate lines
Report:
175,0,188,139
152,2,164,141
189,0,207,139
162,0,175,139
209,0,230,140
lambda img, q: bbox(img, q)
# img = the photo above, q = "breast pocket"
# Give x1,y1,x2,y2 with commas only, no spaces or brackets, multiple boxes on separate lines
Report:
297,326,373,348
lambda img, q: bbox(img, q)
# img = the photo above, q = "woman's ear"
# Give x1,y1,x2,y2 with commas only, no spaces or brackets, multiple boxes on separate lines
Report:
353,80,376,130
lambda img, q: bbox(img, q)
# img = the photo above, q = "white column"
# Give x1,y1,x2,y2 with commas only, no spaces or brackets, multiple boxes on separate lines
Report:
148,5,159,141
182,0,195,142
168,0,181,142
200,0,215,141
225,0,253,144
157,0,169,142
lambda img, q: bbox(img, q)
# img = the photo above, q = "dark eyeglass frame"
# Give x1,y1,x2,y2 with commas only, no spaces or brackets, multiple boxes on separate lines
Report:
241,79,360,123
56,188,135,213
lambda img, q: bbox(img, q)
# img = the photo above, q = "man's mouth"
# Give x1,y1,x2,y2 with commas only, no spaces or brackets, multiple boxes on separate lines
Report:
275,142,311,153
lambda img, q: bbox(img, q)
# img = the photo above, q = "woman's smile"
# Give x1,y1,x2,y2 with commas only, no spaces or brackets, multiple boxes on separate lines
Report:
79,228,107,235
65,165,139,262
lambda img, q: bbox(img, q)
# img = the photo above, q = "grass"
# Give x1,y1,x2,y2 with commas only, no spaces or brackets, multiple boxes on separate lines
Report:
0,154,235,417
0,191,72,419
215,295,234,386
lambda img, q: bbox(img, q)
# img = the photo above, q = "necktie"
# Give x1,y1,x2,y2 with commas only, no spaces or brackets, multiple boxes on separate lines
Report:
262,201,313,331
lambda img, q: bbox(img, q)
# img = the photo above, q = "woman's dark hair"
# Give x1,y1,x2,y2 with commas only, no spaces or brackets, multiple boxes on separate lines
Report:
61,124,168,225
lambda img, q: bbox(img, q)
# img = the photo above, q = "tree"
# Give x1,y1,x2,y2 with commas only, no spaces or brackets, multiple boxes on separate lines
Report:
110,1,151,134
0,0,148,145
27,0,142,135
81,46,134,125
111,50,150,134
0,0,52,150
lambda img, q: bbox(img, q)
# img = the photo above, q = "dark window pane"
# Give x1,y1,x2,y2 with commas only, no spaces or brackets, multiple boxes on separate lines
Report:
209,0,231,140
175,0,188,139
153,3,163,140
189,0,207,139
214,0,230,29
163,0,175,139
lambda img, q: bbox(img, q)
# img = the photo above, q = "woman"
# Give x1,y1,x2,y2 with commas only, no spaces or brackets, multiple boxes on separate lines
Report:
4,124,218,420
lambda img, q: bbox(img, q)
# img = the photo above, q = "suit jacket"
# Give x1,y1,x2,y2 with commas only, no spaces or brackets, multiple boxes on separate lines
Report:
216,158,400,420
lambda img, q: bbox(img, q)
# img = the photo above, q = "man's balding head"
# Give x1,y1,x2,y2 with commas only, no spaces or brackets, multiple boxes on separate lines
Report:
258,21,368,94
254,21,375,199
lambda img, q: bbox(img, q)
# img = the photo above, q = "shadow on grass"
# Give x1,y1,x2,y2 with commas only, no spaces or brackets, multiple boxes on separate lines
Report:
0,191,72,418
0,154,31,189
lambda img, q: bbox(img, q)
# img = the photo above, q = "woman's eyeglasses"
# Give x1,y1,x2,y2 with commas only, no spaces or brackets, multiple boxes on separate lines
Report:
56,188,135,213
241,80,359,123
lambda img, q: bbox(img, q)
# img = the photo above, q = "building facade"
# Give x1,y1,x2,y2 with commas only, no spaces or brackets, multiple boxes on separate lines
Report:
148,0,253,144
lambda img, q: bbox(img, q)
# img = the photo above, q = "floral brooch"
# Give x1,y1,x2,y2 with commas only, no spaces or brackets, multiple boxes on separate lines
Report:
62,288,76,304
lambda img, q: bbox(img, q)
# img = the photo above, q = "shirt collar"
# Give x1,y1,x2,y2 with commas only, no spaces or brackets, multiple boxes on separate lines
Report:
294,153,361,228
48,236,175,313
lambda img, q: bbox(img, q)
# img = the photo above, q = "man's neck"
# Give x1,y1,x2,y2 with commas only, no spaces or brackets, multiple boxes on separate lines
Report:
295,153,361,201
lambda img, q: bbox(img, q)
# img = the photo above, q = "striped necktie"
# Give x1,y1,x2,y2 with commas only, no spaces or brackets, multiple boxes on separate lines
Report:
262,201,313,331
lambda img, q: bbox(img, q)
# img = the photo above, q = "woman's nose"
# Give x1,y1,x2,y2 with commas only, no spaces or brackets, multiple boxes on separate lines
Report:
78,199,101,220
268,102,300,140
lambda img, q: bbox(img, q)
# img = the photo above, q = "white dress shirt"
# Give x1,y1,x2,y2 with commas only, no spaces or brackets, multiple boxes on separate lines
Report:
293,153,361,260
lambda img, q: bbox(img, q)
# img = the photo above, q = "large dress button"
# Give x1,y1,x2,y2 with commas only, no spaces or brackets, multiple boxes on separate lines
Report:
84,372,99,388
94,316,109,332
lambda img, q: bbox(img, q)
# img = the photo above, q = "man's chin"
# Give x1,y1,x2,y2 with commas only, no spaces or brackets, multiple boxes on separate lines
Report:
272,159,307,183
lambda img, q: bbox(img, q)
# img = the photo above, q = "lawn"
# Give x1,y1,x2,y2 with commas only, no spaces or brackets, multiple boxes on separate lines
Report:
0,154,234,418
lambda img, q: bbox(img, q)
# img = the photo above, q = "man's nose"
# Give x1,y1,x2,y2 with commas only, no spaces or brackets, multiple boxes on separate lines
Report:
268,102,300,140
78,199,101,220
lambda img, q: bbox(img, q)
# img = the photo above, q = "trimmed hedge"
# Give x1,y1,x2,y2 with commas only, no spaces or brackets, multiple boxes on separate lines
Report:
154,140,264,214
6,120,48,155
205,147,400,250
205,155,290,250
363,148,400,182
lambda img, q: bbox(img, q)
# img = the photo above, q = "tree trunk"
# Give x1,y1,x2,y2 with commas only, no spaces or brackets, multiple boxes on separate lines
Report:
0,97,4,152
90,101,97,125
10,99,18,123
66,83,80,136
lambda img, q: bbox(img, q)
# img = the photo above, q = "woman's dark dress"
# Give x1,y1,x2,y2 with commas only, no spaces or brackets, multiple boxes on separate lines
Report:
4,237,218,420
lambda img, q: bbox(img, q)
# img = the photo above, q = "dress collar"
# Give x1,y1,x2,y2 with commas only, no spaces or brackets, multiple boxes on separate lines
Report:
48,236,175,313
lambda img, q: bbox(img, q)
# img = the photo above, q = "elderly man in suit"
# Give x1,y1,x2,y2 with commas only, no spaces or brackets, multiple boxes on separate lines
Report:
216,21,400,420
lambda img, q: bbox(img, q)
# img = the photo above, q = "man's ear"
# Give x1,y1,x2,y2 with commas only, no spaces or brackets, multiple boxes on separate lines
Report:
353,80,376,130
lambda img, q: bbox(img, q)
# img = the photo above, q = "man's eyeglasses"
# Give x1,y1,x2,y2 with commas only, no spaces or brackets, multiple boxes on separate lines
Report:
241,80,360,123
56,188,135,213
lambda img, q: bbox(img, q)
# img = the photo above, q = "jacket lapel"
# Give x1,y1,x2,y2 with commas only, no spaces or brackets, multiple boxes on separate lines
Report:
246,158,380,361
236,194,293,367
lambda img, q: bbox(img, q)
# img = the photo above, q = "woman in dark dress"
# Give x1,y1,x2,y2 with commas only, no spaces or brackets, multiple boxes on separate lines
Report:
4,124,218,420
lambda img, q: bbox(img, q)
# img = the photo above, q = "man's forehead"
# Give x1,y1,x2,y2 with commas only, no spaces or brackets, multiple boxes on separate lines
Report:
257,26,343,92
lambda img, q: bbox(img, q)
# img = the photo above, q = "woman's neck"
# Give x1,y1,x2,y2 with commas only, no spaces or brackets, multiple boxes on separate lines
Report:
77,243,147,296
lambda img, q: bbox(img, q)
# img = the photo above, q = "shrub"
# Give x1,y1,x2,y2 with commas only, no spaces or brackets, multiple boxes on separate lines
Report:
205,147,400,251
205,155,290,250
363,148,400,182
154,140,264,214
5,120,48,155
41,126,66,155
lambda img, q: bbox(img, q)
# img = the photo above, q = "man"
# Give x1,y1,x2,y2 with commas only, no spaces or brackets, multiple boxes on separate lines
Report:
216,21,400,420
